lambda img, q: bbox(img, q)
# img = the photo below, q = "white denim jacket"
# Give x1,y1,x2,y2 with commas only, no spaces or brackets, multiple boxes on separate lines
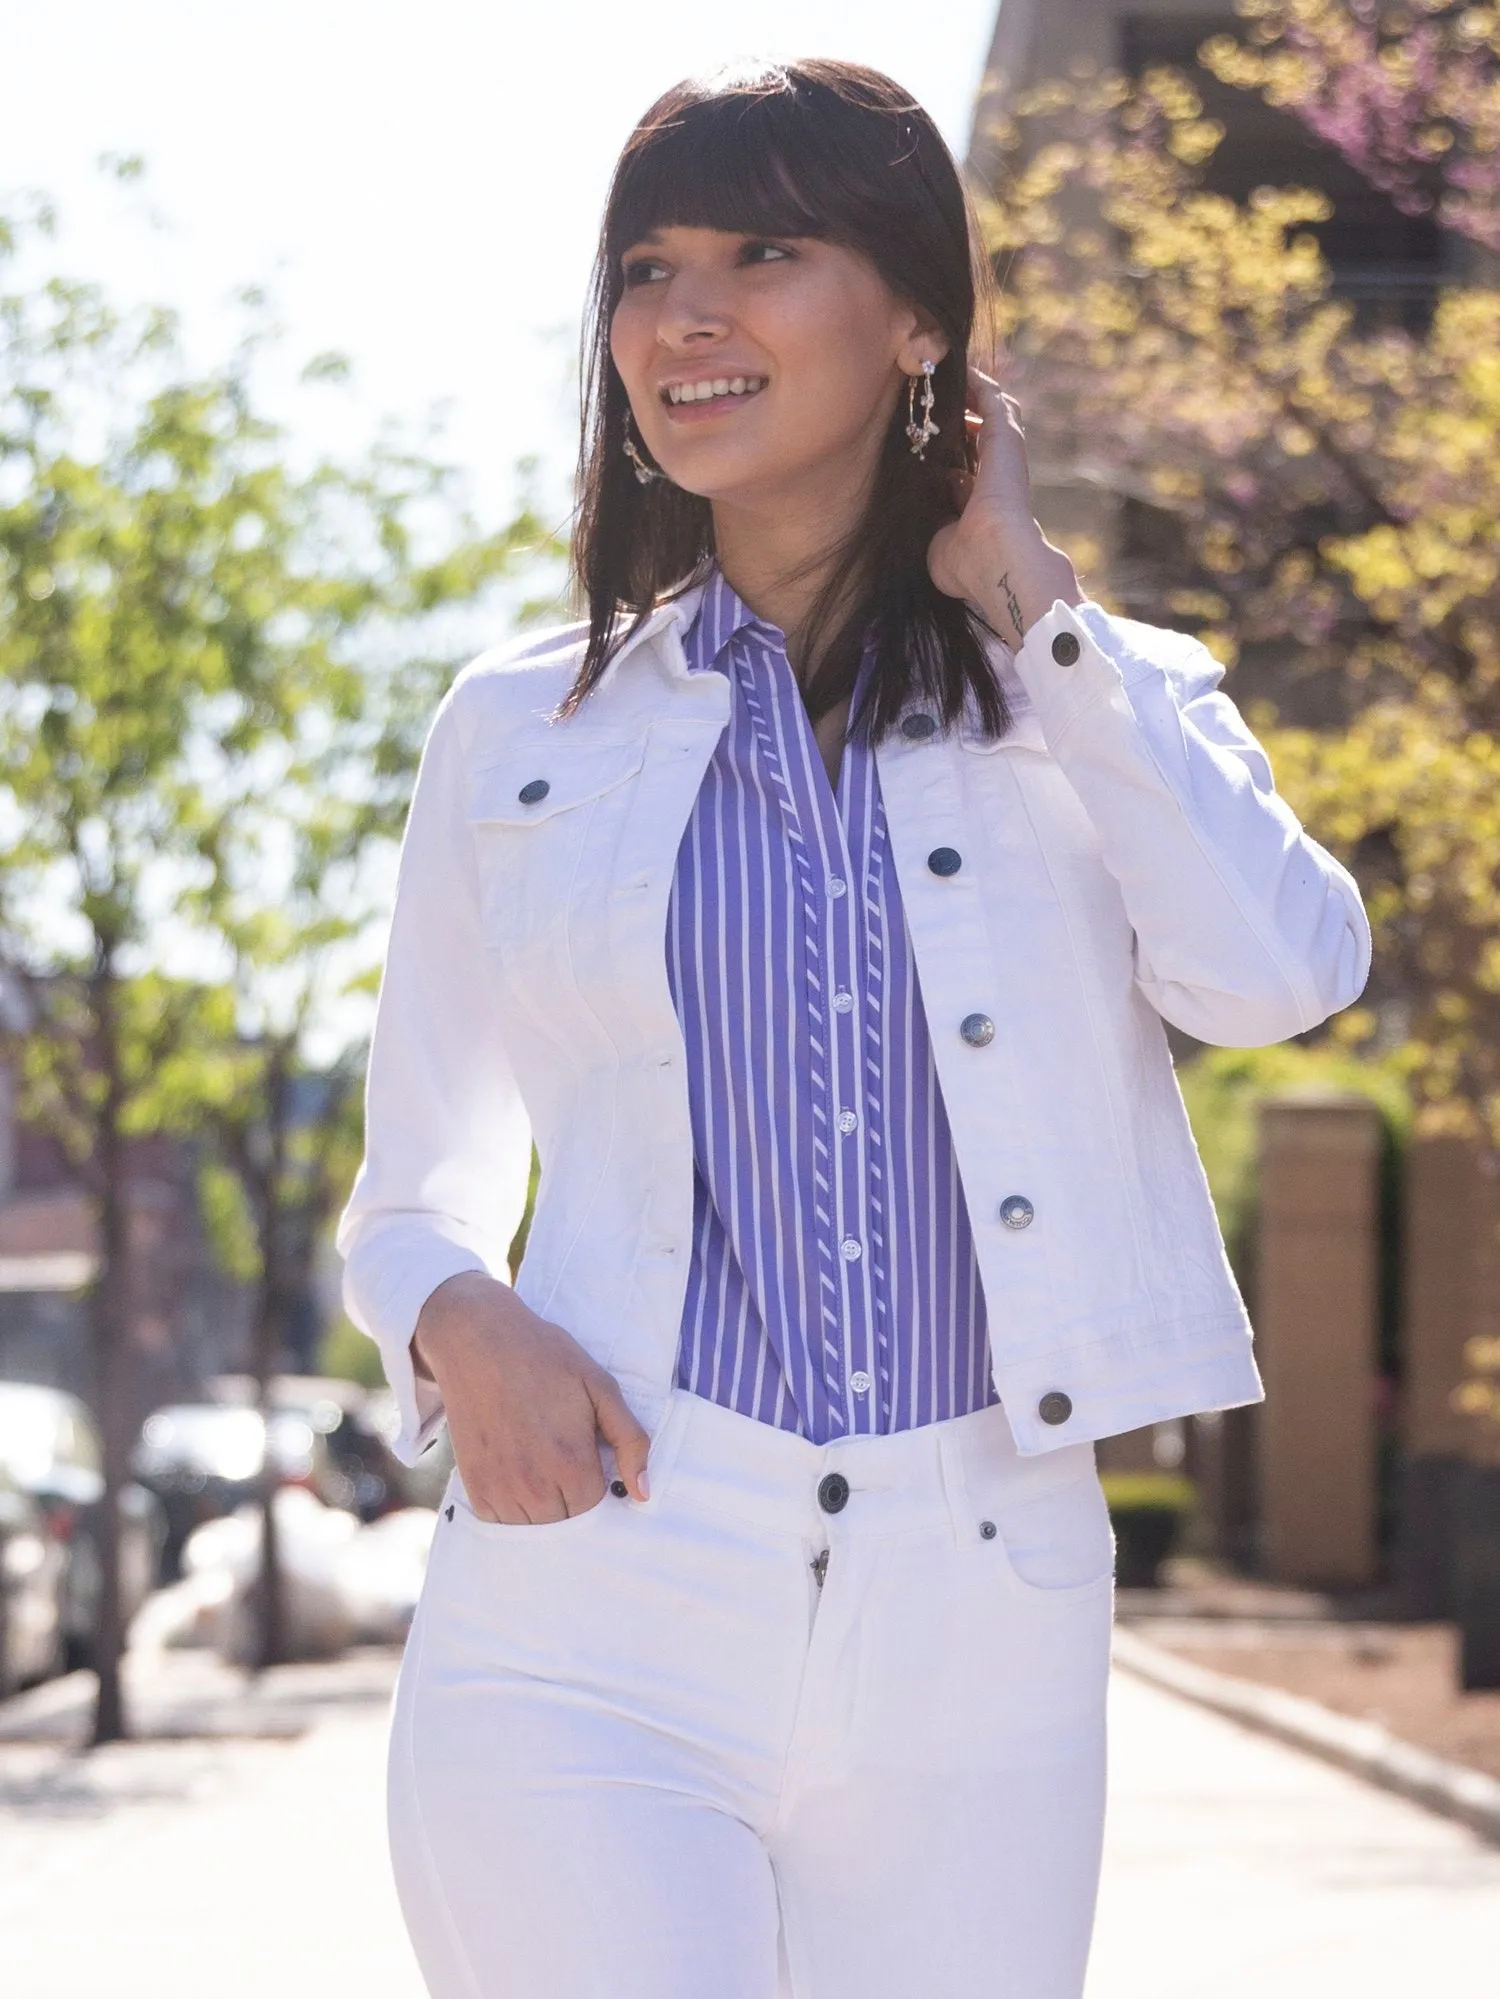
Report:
338,592,1370,1462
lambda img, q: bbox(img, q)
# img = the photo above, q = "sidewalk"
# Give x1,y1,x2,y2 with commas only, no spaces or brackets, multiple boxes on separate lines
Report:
2,1649,1498,1995
1087,1673,1500,1997
0,1649,423,1999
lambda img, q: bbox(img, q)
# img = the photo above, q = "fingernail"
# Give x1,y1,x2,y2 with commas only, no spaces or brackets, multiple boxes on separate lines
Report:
637,1468,650,1501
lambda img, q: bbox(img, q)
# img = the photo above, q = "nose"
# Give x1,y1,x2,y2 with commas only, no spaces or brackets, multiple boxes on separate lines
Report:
655,271,732,350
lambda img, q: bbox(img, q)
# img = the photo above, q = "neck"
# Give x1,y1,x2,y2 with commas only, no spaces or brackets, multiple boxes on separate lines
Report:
709,445,878,679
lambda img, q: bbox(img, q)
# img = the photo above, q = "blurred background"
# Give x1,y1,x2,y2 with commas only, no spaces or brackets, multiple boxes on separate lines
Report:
1,2,1499,1994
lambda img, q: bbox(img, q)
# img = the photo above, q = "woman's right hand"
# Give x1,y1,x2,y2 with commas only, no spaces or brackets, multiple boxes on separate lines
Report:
412,1271,651,1522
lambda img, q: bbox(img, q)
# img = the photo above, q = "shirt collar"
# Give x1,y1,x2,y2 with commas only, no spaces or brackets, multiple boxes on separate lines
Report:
682,564,786,675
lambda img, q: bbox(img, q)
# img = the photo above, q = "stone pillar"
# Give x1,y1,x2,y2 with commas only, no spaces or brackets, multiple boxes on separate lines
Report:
1256,1093,1383,1587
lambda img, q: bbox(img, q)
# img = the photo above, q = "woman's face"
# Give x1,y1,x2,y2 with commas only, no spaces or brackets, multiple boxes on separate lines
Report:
610,225,944,509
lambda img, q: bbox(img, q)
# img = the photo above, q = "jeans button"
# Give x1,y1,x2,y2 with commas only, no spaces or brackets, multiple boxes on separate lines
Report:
817,1471,851,1514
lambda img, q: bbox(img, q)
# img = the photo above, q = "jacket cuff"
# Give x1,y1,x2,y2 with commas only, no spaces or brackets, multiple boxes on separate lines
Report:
349,1239,490,1464
1007,600,1140,745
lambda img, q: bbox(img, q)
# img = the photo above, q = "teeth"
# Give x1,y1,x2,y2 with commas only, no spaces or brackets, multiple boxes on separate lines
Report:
664,376,766,404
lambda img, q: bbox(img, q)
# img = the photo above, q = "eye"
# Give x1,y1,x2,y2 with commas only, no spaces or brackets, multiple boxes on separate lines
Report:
622,256,668,288
739,240,794,266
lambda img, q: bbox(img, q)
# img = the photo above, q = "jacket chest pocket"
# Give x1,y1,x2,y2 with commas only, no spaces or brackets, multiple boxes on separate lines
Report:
466,741,647,959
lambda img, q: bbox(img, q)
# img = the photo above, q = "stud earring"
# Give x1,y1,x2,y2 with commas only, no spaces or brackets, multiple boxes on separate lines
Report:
905,359,939,459
623,414,663,486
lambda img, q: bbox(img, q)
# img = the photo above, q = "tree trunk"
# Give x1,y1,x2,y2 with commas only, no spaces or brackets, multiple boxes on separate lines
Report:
249,1050,292,1674
89,964,132,1746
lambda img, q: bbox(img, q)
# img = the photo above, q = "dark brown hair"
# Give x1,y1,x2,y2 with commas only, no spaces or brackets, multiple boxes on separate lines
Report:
565,58,1009,741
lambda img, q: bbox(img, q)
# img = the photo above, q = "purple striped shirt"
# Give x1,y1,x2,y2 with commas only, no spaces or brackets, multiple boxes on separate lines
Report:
666,569,997,1443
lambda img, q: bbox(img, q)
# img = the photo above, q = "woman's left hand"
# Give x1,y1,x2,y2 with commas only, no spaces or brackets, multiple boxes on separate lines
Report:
927,367,1083,647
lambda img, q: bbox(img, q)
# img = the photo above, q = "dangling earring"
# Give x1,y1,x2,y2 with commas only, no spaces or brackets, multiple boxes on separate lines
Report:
622,414,663,486
905,358,939,459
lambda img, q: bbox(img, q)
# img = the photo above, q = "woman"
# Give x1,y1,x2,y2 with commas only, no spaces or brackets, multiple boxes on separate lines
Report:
339,59,1369,1999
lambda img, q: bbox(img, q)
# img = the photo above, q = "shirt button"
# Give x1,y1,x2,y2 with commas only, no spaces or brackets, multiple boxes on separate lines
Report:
901,712,938,740
960,1012,995,1048
837,1109,859,1135
832,991,854,1014
927,847,962,877
999,1195,1035,1230
518,778,550,805
850,1370,872,1394
829,877,848,898
1051,632,1081,666
840,1237,863,1262
1038,1391,1074,1426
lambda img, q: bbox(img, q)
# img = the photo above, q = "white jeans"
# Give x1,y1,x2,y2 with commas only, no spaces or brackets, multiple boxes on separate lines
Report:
388,1383,1115,1999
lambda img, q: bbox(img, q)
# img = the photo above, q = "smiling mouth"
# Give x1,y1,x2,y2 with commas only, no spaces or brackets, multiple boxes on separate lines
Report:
660,375,767,410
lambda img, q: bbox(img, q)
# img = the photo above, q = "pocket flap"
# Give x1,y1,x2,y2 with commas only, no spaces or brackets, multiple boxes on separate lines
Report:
468,740,646,825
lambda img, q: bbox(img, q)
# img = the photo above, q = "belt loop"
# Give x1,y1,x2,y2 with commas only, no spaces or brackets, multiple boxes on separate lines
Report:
936,1421,975,1550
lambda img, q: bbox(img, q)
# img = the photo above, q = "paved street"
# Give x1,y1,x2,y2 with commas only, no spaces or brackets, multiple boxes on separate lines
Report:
1,1653,1498,1995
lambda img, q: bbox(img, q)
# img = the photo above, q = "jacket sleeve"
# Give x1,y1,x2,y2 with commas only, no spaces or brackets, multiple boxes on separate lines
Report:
1006,601,1371,1047
336,680,533,1462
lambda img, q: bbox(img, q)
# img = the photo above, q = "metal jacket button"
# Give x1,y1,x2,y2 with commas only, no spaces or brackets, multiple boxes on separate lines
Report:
518,778,550,805
818,1471,851,1514
1051,632,1081,666
1038,1391,1073,1426
960,1012,995,1048
927,846,962,877
901,712,938,740
999,1195,1034,1230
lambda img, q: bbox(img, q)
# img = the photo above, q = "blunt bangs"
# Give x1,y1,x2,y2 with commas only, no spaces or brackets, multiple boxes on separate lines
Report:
607,92,836,261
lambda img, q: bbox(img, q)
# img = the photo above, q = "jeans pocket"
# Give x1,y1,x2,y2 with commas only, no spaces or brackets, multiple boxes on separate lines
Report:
984,1466,1116,1598
443,1471,614,1539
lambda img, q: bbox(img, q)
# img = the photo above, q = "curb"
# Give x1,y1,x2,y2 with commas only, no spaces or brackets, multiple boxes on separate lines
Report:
1112,1625,1500,1847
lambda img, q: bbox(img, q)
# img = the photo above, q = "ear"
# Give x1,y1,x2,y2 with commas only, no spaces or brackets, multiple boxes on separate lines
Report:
895,308,950,377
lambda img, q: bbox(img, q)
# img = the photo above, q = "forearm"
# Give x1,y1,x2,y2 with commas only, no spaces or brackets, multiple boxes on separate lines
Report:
956,516,1084,648
413,1268,530,1381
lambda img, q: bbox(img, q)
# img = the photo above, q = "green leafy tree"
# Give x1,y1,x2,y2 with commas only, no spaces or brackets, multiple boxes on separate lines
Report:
974,53,1500,1138
0,198,556,1739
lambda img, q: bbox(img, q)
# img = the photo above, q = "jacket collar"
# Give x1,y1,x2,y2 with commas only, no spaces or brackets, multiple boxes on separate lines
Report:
594,586,708,693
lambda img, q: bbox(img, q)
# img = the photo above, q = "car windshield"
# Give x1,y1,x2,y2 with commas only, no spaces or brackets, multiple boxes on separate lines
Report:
0,1385,91,1487
136,1406,267,1482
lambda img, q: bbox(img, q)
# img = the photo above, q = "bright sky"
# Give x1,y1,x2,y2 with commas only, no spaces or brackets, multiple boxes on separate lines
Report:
2,0,1002,520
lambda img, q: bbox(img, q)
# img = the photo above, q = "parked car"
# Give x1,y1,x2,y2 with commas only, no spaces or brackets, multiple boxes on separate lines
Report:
212,1375,425,1519
0,1382,164,1676
132,1403,326,1581
0,1461,66,1695
285,1395,415,1523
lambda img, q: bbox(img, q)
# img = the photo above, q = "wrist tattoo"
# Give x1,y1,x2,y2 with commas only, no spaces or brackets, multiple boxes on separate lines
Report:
996,572,1025,642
